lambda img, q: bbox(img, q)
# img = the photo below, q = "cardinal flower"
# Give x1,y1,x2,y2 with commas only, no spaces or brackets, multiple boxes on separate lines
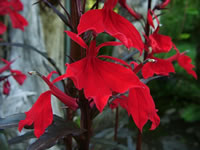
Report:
110,81,160,131
142,11,175,79
0,0,28,31
54,31,141,112
77,0,144,53
18,71,78,138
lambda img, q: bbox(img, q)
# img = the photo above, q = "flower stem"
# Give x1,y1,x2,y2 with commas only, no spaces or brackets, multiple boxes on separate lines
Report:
136,129,142,150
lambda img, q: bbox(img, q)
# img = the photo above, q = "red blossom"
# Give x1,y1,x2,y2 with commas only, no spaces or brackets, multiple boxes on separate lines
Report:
77,0,144,53
54,31,141,112
109,95,129,111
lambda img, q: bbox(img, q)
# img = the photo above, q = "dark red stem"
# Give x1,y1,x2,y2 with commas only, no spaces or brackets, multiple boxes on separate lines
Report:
136,129,142,150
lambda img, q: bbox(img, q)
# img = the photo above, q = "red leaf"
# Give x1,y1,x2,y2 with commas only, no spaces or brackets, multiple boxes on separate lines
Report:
10,69,27,85
18,91,53,138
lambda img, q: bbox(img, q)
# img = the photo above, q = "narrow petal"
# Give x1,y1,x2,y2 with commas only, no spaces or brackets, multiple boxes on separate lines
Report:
177,54,197,79
0,59,13,74
142,58,175,79
0,22,7,34
96,41,122,54
128,83,160,132
41,75,78,110
18,91,53,138
118,0,142,19
10,0,23,11
65,31,88,49
10,69,27,85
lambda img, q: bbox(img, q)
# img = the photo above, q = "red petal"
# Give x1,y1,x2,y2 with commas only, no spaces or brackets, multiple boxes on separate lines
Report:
10,70,26,85
0,22,7,34
9,11,28,31
177,54,197,79
41,75,78,110
78,9,105,35
0,59,13,74
142,58,175,79
18,91,53,138
65,31,88,49
10,0,23,11
128,83,160,132
149,32,172,53
104,11,144,52
103,0,118,10
96,41,122,54
46,71,58,80
118,0,141,19
77,8,144,52
3,80,10,95
65,57,141,112
159,0,171,9
147,9,155,29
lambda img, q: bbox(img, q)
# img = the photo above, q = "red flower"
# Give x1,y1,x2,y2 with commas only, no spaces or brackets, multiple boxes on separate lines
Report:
147,9,155,29
0,0,28,31
128,83,160,131
77,0,144,53
55,31,141,112
18,71,78,138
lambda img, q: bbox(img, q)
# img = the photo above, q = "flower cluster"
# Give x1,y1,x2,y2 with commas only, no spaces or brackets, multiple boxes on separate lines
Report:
18,0,197,138
0,58,26,95
0,0,28,38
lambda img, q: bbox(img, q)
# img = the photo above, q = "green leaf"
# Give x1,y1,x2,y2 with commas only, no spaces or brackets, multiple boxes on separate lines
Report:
181,104,200,122
27,115,85,150
0,113,25,129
